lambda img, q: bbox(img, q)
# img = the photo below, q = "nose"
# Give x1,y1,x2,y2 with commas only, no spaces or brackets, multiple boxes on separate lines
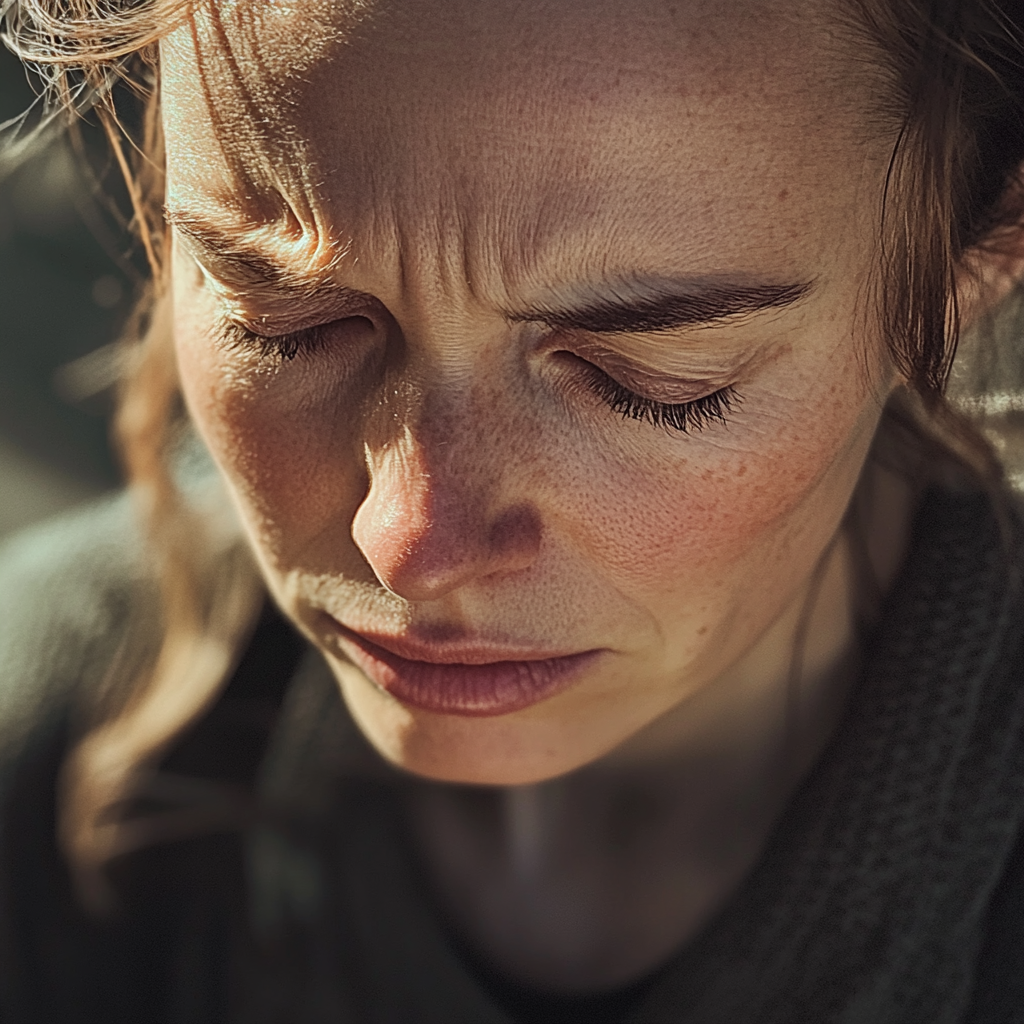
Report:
350,433,542,602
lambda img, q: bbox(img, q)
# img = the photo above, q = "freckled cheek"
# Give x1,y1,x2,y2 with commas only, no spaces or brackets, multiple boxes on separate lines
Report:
564,378,876,599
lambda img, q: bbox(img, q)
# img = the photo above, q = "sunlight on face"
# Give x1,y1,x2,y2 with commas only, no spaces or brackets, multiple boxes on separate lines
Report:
163,0,898,784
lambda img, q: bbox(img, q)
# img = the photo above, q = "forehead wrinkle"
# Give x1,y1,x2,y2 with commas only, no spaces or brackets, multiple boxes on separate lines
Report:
345,177,758,329
353,91,822,306
361,177,512,319
385,153,630,316
165,0,888,326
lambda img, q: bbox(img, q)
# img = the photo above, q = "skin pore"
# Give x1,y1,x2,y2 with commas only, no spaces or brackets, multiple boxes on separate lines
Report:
162,0,916,993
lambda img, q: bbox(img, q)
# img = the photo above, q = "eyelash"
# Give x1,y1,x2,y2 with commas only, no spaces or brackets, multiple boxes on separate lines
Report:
214,320,738,434
586,369,740,433
215,320,330,361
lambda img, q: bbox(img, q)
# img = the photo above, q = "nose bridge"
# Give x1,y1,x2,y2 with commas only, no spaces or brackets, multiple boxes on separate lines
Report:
351,368,542,602
369,296,529,498
366,349,496,503
371,413,484,547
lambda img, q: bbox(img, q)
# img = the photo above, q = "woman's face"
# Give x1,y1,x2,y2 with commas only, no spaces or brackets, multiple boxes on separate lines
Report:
164,0,895,784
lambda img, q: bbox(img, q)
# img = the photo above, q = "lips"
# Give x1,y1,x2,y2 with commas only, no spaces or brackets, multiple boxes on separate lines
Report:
323,618,600,717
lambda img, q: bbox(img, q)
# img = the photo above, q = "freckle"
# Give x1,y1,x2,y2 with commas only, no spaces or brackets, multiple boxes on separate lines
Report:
777,188,790,201
697,625,708,636
737,464,748,477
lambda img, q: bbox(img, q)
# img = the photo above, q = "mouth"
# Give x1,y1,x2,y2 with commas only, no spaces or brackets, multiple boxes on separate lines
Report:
322,617,602,717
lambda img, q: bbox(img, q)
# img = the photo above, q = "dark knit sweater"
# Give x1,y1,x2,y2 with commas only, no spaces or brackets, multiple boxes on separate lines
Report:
0,484,1023,1023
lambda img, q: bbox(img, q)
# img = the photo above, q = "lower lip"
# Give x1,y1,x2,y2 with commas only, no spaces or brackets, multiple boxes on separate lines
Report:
327,624,600,717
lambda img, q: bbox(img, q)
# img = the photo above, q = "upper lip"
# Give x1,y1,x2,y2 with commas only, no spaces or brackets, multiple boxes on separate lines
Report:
324,616,585,665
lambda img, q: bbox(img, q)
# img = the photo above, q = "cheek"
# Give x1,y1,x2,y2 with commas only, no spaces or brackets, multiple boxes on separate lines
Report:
556,350,881,602
174,310,365,567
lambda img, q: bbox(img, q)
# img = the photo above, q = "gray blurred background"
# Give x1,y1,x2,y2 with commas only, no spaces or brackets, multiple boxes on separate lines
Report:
1,45,130,540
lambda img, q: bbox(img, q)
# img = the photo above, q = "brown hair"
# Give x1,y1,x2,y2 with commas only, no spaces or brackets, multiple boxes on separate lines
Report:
849,0,1024,480
2,0,1024,907
3,0,266,911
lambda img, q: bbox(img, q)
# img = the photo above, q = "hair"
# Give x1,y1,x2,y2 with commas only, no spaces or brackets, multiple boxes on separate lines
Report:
2,0,1023,909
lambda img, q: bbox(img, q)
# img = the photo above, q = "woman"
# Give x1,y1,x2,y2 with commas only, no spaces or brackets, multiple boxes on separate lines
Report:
1,0,1023,1020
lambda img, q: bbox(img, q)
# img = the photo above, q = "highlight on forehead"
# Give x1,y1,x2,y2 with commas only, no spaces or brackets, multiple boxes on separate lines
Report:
189,0,373,80
182,0,845,111
165,0,877,178
163,0,375,210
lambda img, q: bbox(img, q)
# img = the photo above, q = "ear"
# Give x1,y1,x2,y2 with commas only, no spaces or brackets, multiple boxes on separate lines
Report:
956,166,1024,330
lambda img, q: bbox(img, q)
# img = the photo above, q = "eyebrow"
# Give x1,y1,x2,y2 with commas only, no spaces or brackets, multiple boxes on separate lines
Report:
508,279,813,334
166,209,347,299
167,208,812,333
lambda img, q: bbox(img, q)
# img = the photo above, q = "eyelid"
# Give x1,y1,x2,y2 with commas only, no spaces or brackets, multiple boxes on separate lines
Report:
552,337,738,404
213,297,381,340
212,315,335,364
186,249,383,337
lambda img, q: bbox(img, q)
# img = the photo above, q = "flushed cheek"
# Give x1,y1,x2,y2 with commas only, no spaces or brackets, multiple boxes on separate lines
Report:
562,378,878,609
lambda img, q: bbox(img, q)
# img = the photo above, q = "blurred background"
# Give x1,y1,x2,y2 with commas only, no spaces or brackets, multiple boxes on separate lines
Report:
0,44,131,540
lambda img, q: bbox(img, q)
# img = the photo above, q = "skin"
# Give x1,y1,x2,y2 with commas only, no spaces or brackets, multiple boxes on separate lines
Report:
160,0,928,991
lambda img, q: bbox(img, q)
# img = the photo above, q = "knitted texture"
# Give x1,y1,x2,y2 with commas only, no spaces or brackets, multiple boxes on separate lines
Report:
630,488,1024,1023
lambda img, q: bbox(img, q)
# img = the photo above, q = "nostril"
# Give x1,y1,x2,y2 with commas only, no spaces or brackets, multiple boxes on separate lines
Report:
488,503,543,573
352,487,542,599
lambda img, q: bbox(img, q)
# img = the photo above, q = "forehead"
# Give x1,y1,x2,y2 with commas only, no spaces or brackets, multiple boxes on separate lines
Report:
162,0,882,299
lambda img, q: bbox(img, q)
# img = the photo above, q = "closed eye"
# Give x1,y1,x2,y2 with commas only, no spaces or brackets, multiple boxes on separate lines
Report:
213,317,371,361
579,360,739,433
214,317,740,433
